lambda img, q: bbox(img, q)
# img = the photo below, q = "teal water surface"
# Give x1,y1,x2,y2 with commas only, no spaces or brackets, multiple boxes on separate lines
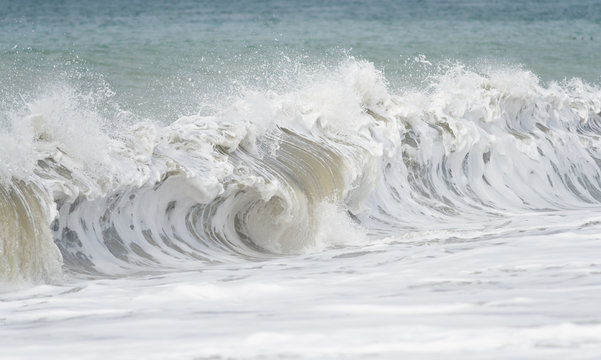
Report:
1,0,600,120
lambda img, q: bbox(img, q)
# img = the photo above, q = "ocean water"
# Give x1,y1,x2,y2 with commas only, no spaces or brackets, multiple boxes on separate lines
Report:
2,0,601,358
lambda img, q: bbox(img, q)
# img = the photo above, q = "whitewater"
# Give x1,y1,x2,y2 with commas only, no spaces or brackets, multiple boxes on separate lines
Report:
1,56,601,358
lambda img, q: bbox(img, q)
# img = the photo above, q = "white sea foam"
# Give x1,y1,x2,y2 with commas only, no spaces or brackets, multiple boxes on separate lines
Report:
2,59,601,278
2,59,601,358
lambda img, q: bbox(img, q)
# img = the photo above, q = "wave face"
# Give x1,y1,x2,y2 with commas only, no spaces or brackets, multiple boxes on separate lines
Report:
2,60,601,282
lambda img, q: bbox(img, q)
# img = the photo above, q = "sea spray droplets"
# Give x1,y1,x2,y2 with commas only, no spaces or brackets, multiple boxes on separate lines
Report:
2,59,601,281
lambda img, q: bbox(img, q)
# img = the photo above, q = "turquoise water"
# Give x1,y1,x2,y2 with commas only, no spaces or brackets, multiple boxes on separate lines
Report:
2,0,600,120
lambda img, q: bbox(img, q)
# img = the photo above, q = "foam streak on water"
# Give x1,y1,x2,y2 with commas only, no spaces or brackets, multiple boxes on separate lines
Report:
2,60,601,358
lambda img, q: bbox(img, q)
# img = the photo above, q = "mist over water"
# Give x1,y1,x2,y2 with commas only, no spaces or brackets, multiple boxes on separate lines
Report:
2,1,601,359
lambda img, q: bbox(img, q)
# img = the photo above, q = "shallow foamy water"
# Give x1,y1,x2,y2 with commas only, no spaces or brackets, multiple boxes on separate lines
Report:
3,209,601,359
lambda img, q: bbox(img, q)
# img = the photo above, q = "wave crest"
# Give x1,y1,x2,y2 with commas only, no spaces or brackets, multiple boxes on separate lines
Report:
2,60,601,281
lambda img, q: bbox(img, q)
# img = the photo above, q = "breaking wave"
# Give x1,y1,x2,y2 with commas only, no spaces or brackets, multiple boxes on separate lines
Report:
2,59,601,283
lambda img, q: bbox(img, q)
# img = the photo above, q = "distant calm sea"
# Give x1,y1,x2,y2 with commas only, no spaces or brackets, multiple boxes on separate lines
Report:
2,1,601,359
